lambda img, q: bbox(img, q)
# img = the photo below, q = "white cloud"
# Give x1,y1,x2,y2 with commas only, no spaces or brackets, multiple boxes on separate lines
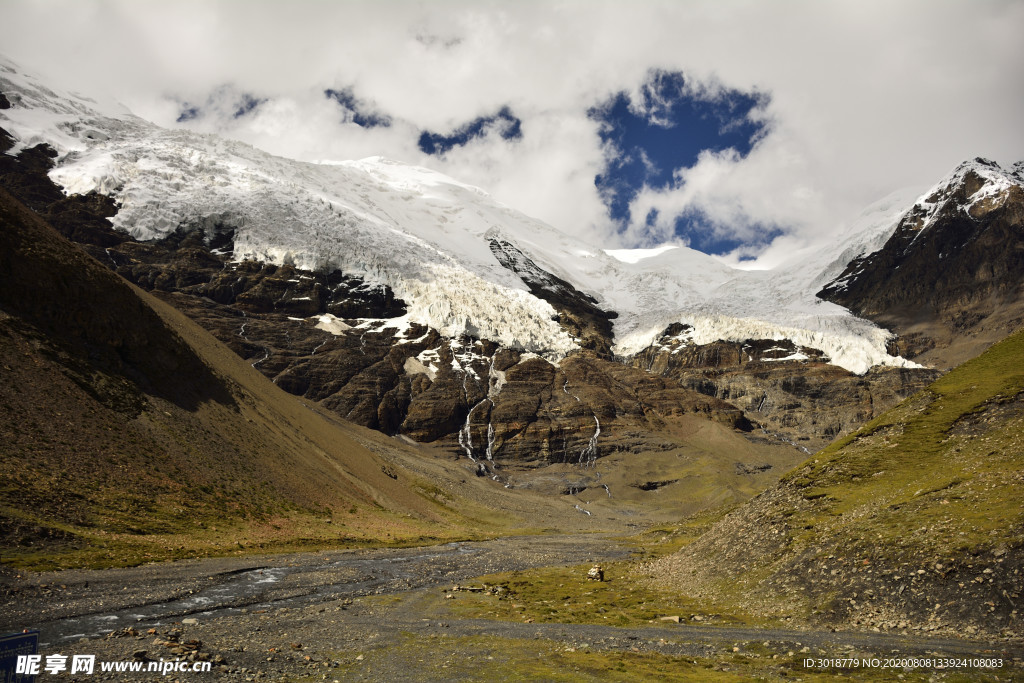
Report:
1,0,1022,259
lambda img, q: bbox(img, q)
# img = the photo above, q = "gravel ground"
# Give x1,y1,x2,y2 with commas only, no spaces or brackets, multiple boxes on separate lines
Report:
3,535,1021,681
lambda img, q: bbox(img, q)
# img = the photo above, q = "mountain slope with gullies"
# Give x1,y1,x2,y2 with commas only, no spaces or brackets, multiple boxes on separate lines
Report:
0,59,813,488
4,57,1023,498
0,185,516,569
641,327,1024,641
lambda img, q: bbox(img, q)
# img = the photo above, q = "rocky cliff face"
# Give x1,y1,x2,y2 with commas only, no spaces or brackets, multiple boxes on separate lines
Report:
819,158,1024,369
488,237,617,357
629,325,940,453
137,261,758,475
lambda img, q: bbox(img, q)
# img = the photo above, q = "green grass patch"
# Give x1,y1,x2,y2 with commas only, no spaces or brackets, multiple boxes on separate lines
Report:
768,329,1024,561
450,562,745,628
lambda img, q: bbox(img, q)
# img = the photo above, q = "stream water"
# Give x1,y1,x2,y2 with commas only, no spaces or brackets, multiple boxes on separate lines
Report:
38,542,485,645
31,536,630,647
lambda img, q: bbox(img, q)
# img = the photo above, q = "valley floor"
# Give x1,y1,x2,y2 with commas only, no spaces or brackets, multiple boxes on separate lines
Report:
3,535,1020,682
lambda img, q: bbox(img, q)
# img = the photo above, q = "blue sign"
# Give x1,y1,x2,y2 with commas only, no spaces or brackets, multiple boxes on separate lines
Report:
0,631,38,683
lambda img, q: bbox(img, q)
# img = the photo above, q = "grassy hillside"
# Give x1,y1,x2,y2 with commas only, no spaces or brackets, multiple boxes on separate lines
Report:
0,188,512,570
644,327,1024,640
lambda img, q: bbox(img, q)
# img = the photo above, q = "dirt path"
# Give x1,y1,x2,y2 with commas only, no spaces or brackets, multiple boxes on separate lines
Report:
3,536,1021,681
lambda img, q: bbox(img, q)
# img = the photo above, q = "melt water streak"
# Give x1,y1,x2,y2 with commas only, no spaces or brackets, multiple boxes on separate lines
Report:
579,415,600,466
251,348,271,369
459,398,491,474
311,337,329,355
563,380,581,402
485,422,495,461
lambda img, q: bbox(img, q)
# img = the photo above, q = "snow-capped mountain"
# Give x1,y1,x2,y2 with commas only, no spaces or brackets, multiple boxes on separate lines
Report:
8,56,1022,470
0,56,913,375
819,157,1024,369
823,158,1024,297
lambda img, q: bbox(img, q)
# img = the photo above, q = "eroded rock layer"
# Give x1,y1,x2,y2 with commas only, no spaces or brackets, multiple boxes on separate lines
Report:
630,326,940,453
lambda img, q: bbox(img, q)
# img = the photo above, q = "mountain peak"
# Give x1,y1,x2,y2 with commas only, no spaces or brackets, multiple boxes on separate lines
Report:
819,156,1024,369
939,156,1021,192
904,157,1023,240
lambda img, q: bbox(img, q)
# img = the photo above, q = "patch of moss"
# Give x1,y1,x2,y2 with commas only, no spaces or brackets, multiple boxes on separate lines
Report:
776,329,1024,559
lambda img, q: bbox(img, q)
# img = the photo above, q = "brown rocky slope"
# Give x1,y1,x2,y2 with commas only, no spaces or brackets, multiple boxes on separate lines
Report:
641,327,1024,641
0,186,491,568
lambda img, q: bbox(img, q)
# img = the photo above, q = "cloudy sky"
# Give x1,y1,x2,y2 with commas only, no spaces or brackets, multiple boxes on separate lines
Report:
2,0,1023,265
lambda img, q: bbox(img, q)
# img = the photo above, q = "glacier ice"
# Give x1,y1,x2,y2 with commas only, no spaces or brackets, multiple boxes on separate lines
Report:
0,57,945,374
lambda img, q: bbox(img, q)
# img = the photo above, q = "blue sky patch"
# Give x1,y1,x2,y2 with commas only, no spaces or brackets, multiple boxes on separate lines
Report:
232,93,265,119
418,106,522,156
324,88,393,128
665,210,784,255
176,105,200,123
590,70,770,253
176,89,265,123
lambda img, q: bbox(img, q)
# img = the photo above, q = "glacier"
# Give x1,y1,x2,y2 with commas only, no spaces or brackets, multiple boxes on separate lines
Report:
0,56,922,374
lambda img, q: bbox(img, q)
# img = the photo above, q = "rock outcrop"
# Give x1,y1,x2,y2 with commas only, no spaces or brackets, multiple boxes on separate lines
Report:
488,237,617,356
629,326,940,453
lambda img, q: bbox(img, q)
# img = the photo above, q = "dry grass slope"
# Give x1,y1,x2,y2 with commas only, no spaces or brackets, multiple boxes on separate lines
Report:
0,188,502,569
